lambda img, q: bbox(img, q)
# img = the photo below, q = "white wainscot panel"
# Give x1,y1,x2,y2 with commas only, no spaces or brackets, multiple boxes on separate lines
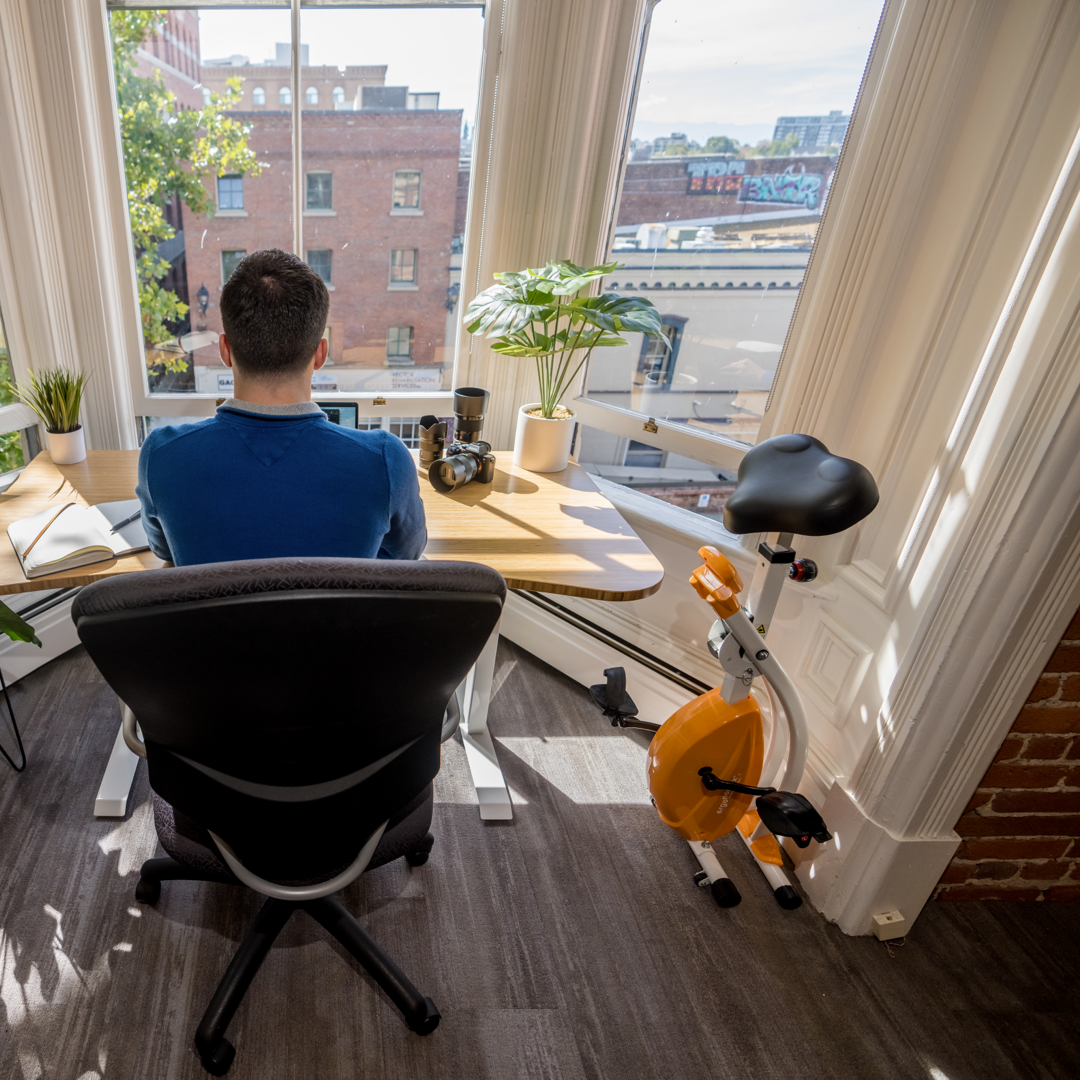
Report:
800,612,873,728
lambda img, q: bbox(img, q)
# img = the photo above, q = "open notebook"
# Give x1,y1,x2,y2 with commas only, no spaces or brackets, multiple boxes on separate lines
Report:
7,499,150,579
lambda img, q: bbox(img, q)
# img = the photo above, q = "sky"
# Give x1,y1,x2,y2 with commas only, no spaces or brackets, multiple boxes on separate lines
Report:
197,0,883,147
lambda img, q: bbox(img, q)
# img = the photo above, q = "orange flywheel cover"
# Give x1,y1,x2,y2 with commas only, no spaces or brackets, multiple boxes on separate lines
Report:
647,687,764,842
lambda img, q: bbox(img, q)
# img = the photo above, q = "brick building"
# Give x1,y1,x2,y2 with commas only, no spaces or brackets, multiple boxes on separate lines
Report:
184,101,462,394
615,154,835,233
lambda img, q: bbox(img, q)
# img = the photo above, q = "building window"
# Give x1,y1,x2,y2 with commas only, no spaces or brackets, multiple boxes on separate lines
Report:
202,87,211,106
393,170,421,210
279,86,292,106
307,249,332,285
221,250,246,283
252,87,265,106
387,326,414,364
306,172,332,210
217,175,244,210
333,86,345,105
390,417,422,447
389,248,417,284
306,87,318,105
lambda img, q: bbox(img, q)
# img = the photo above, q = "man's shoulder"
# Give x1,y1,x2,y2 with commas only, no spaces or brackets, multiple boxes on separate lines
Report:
141,417,220,457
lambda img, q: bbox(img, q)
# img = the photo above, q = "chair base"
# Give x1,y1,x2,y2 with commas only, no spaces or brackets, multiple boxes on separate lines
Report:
137,857,440,1075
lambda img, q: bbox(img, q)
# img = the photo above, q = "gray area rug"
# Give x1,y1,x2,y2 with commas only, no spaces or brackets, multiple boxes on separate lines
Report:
0,640,1077,1080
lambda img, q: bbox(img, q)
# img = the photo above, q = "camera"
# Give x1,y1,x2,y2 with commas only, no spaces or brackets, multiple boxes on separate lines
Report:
420,387,496,494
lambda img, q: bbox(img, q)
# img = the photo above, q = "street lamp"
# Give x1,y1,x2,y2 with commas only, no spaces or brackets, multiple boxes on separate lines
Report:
195,283,209,330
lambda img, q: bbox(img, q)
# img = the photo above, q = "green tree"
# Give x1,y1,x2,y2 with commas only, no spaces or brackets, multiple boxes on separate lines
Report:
746,132,800,158
703,135,741,155
110,11,263,372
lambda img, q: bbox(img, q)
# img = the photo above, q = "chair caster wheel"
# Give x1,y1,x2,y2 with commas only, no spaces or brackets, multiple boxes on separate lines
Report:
774,885,802,910
135,877,161,905
710,878,742,908
199,1037,236,1075
408,996,441,1036
406,832,435,867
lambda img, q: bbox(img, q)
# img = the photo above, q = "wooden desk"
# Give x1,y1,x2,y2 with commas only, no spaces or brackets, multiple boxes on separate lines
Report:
0,450,664,819
0,450,663,601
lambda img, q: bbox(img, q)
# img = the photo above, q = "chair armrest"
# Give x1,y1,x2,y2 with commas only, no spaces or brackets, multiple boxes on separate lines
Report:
121,702,147,759
208,820,389,901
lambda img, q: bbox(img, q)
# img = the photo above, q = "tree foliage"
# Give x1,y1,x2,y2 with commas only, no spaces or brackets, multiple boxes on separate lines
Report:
704,135,741,155
110,11,263,369
749,132,800,158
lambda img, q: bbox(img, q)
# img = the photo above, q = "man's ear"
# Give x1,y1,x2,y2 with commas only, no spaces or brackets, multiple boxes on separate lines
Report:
219,334,234,369
312,337,329,371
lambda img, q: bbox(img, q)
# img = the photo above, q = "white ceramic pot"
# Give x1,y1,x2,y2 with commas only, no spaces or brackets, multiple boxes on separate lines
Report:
47,426,86,465
512,403,576,473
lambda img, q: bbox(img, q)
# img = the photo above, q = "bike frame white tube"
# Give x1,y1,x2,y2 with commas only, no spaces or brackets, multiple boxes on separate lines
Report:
724,607,808,792
687,840,732,884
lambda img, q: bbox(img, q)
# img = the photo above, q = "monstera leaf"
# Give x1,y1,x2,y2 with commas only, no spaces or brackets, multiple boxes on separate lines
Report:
464,260,666,418
0,599,41,647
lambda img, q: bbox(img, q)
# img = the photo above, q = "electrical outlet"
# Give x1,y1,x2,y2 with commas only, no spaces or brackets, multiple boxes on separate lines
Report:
871,909,907,940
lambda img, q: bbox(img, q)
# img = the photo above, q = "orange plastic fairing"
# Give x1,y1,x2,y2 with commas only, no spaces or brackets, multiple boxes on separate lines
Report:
647,687,764,842
688,547,744,618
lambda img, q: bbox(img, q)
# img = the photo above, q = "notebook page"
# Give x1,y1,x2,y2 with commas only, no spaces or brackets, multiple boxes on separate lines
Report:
8,504,113,573
85,500,149,557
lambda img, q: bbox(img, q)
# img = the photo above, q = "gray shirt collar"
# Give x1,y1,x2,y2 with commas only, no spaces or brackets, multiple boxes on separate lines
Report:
219,397,323,418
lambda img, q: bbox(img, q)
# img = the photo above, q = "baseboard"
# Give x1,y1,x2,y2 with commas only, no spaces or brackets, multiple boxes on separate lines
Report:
502,591,700,726
787,782,961,936
0,593,80,684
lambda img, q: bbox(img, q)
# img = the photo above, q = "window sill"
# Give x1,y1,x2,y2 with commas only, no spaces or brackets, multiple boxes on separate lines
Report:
387,283,419,291
215,209,248,217
390,207,423,216
304,209,336,217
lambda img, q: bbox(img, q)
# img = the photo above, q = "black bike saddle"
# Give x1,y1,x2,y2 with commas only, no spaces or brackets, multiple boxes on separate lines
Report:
723,433,879,537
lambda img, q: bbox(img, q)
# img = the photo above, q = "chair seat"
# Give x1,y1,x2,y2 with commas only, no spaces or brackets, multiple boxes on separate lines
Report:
723,433,879,537
152,784,434,887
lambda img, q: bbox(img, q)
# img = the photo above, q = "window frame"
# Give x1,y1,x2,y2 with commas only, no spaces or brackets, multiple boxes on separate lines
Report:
252,86,266,106
216,174,244,211
388,247,417,286
306,247,332,286
305,170,333,212
386,325,414,364
220,249,246,284
392,169,422,211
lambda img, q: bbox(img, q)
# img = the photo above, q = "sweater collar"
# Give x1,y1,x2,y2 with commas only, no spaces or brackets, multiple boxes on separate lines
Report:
218,397,323,418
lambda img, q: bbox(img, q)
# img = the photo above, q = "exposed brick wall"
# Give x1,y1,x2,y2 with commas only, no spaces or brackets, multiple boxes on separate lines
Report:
935,607,1080,901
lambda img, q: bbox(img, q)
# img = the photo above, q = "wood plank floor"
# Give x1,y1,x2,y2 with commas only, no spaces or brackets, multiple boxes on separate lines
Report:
1,640,1077,1080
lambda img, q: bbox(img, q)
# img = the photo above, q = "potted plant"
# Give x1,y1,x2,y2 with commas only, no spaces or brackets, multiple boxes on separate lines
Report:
465,260,666,472
6,368,90,464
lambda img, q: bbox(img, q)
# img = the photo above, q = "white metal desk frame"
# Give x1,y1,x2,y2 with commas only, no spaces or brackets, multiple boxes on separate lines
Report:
94,619,512,820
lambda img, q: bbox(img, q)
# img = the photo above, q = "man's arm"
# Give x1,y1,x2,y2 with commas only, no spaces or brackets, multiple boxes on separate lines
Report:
377,434,427,560
135,437,175,563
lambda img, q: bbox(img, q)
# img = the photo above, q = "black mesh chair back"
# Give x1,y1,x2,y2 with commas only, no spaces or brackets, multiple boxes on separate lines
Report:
74,557,505,881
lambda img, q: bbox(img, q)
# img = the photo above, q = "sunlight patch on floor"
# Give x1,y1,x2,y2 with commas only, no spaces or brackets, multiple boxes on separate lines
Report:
499,735,652,805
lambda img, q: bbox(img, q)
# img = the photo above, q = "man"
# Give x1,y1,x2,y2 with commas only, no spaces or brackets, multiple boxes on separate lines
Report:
137,249,426,566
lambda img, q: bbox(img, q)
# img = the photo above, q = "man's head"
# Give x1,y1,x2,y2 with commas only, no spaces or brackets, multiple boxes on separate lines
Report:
219,249,330,381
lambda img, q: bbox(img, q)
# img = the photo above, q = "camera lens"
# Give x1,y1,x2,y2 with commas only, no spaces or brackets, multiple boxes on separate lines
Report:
429,452,479,493
454,387,489,444
418,414,447,470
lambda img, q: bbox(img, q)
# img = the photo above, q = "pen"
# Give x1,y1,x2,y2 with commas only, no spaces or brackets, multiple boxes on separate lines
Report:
109,508,142,534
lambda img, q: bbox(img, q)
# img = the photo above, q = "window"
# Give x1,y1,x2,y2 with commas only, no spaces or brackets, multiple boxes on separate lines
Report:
389,248,416,284
109,3,485,400
390,416,422,447
307,249,332,285
575,0,883,508
202,87,211,105
0,304,25,473
387,326,414,364
306,172,332,211
217,175,244,210
392,170,421,210
221,250,246,283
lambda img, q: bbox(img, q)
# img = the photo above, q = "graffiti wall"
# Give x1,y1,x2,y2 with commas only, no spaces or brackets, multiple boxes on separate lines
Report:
737,165,824,210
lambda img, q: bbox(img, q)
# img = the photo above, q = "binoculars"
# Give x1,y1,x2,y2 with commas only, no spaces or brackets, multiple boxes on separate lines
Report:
420,387,496,494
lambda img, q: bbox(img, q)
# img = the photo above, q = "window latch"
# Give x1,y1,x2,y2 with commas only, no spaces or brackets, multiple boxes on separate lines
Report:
643,418,658,433
372,397,386,406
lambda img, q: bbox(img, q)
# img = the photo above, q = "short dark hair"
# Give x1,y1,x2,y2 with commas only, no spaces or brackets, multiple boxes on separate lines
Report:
219,249,330,379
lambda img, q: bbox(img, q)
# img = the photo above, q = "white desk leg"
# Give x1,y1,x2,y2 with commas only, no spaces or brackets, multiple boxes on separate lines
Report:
459,620,512,821
94,721,140,817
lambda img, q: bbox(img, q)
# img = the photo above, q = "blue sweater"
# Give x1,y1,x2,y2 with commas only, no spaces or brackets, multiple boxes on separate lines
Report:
137,404,427,566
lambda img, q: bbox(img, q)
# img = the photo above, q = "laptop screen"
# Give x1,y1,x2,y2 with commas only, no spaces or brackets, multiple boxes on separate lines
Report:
315,402,359,428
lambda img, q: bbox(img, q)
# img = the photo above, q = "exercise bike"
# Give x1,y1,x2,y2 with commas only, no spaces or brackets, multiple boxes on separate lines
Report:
593,433,878,909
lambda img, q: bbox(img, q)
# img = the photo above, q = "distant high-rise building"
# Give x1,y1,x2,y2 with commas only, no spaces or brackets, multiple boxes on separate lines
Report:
772,110,849,153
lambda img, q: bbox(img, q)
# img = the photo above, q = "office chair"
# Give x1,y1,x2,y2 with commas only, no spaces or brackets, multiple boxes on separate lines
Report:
72,557,506,1075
